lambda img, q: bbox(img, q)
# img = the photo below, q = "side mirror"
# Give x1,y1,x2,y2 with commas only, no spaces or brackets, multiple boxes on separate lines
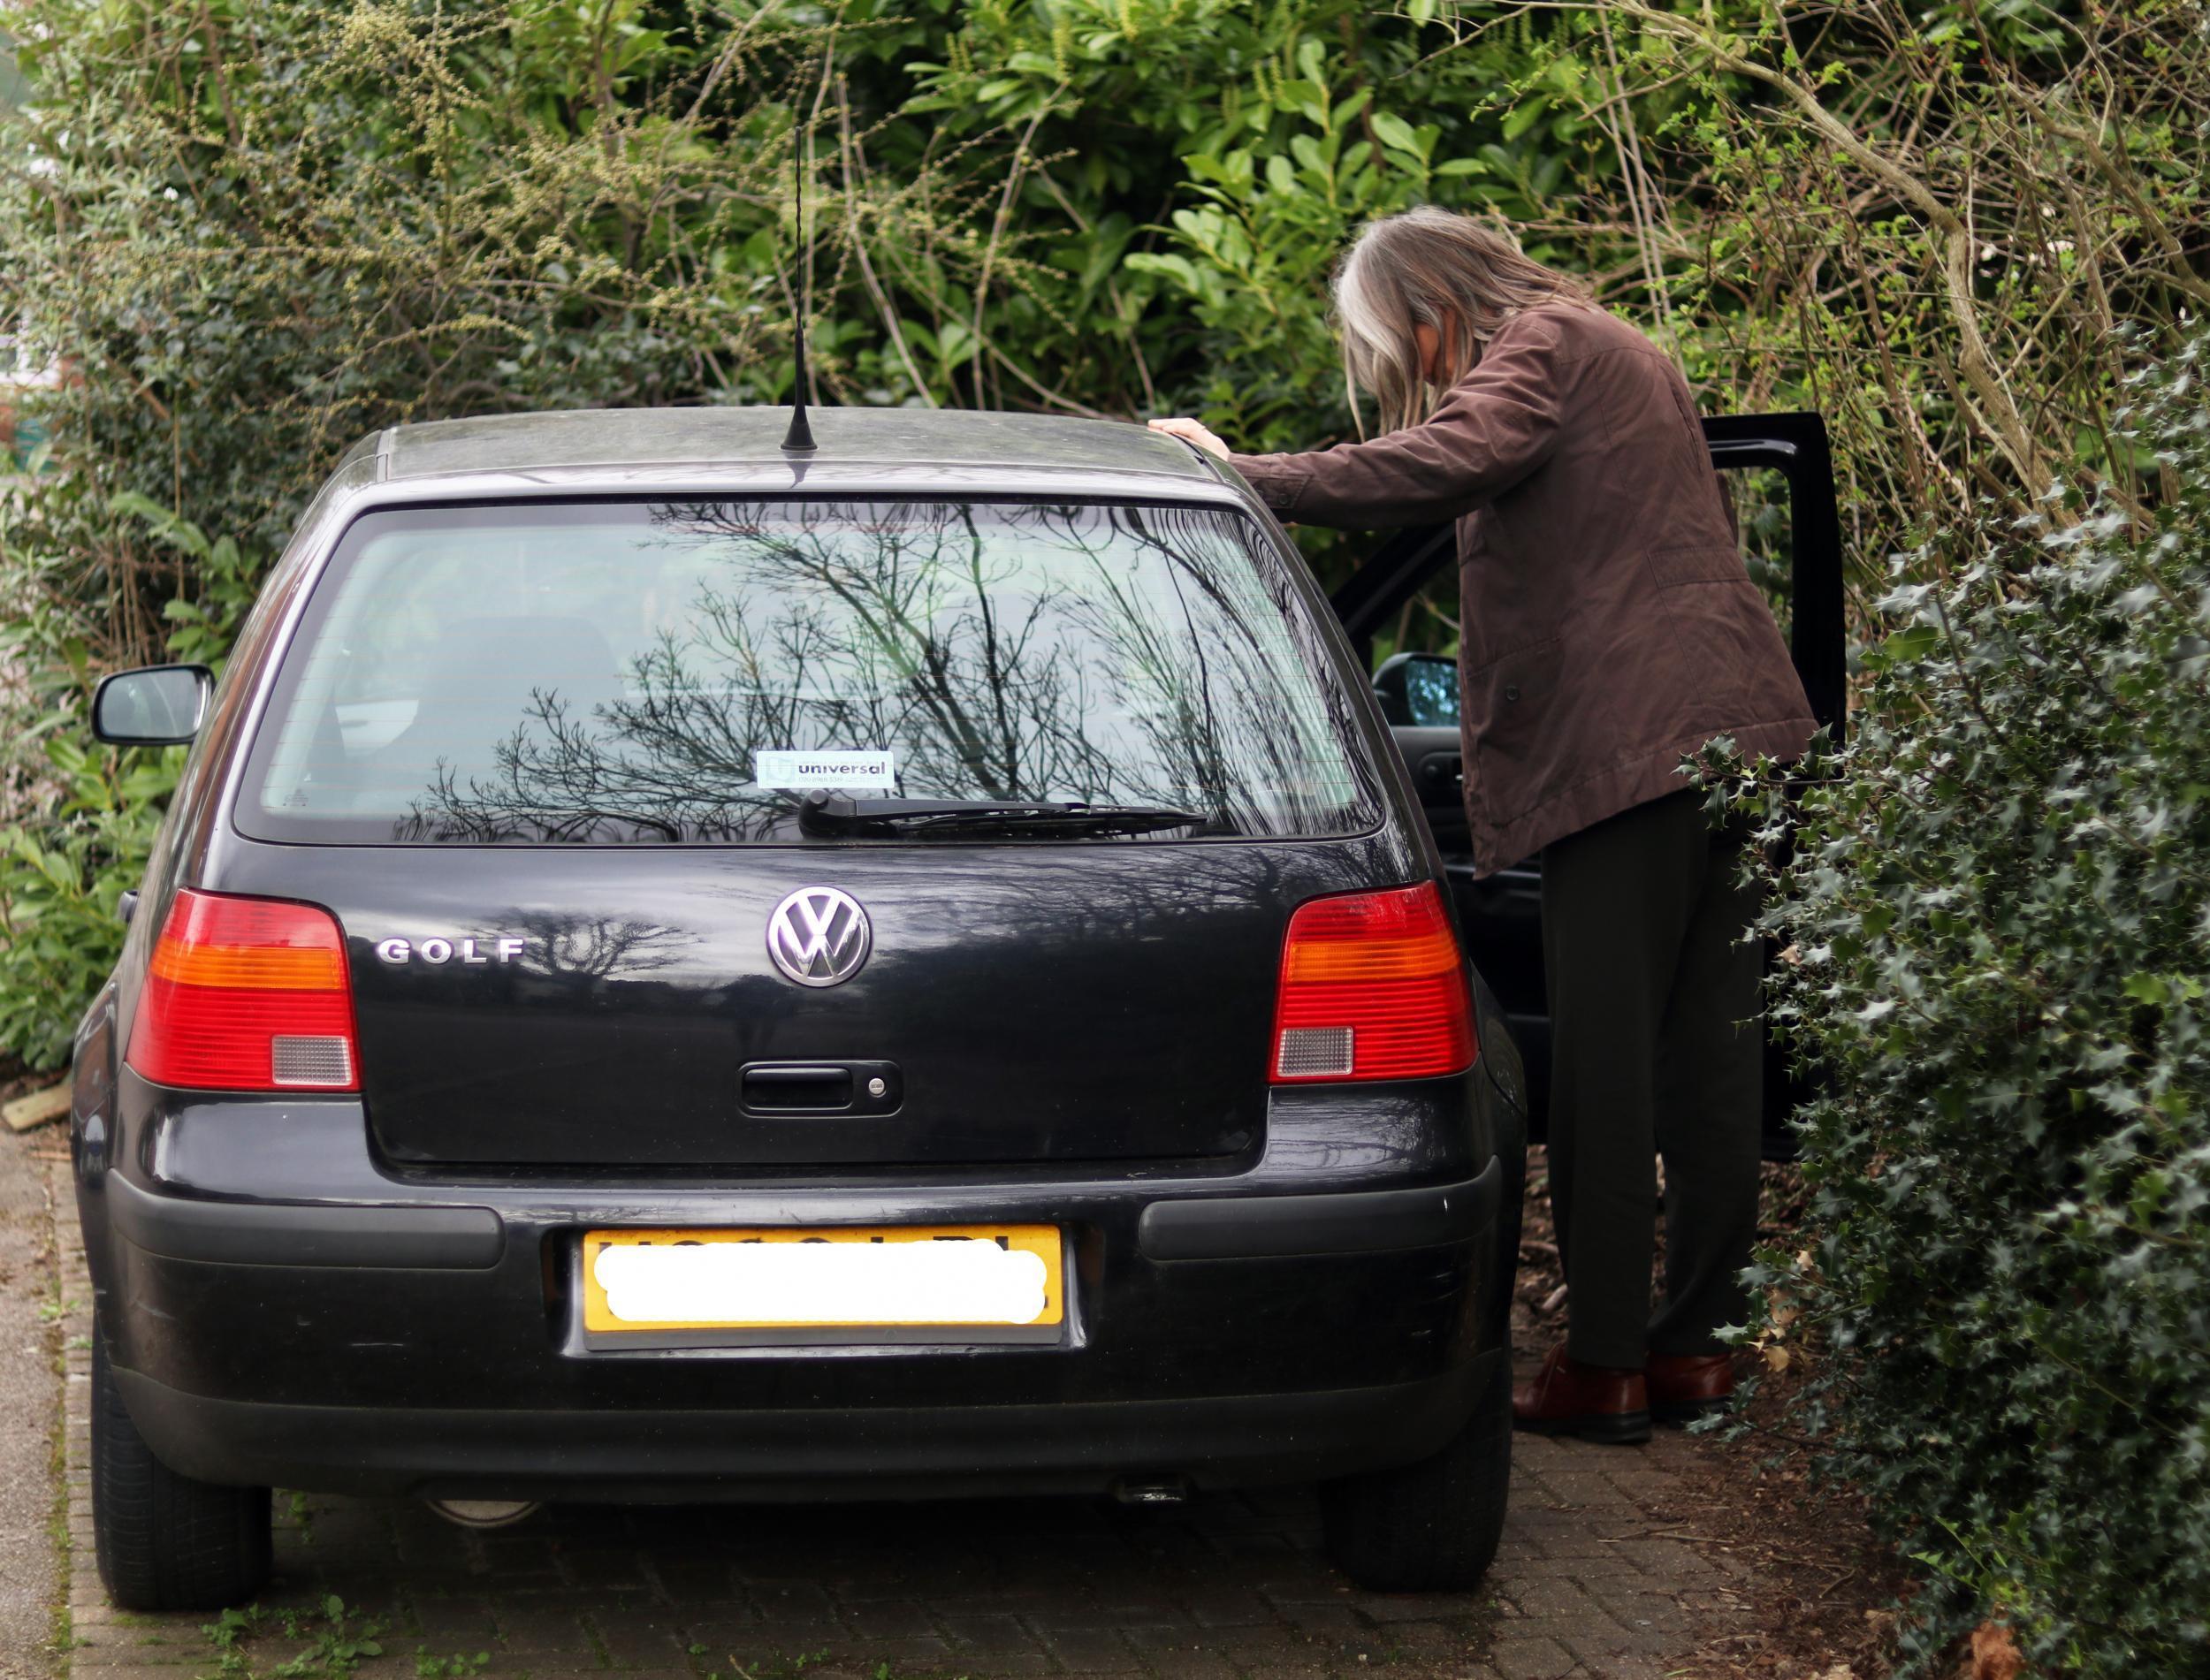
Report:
1371,652,1459,729
91,665,213,747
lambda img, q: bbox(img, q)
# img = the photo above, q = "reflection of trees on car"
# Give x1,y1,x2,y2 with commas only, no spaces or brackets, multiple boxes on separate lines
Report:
398,500,1357,844
506,909,696,986
655,498,1119,808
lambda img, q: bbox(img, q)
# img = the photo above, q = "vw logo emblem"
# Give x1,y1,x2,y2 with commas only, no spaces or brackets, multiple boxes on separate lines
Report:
765,886,873,987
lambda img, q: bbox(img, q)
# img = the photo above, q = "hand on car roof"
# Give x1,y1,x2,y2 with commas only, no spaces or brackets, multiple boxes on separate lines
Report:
1148,417,1231,460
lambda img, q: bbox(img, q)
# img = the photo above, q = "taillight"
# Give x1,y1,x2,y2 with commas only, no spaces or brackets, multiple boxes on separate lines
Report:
126,891,359,1091
1270,883,1476,1083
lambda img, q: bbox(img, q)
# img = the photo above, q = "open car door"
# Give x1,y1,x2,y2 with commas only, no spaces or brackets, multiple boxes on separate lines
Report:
1330,413,1848,1155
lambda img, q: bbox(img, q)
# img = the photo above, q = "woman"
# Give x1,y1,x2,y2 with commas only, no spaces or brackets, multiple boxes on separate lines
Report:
1152,208,1815,1445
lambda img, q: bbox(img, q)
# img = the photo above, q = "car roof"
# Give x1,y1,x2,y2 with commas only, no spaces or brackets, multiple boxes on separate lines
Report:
368,406,1218,486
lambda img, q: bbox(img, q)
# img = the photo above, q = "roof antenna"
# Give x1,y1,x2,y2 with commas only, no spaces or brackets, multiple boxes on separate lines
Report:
781,132,817,454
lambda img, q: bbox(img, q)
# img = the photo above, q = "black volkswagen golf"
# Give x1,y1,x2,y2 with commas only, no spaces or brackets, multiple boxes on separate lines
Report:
72,407,1528,1610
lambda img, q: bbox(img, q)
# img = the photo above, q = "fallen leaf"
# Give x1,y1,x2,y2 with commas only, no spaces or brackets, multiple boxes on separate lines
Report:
1970,1621,2023,1680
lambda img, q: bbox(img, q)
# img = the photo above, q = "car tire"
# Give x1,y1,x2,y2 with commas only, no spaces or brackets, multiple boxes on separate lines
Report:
1321,1351,1513,1593
1323,1097,1522,1598
91,1324,271,1611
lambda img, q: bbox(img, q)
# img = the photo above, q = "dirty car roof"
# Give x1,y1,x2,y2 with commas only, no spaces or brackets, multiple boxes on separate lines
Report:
370,407,1216,486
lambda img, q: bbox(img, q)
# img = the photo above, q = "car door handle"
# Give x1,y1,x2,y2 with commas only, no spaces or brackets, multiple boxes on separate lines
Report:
1414,751,1463,794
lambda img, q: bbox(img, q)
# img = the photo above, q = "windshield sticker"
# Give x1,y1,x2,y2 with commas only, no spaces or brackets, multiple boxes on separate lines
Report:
753,749,897,793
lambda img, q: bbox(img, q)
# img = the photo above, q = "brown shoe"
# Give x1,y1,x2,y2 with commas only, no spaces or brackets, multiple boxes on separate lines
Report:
1646,1352,1734,1424
1512,1344,1650,1445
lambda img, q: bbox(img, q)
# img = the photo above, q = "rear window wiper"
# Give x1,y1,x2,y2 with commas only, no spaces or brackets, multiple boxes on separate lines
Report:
797,791,1223,840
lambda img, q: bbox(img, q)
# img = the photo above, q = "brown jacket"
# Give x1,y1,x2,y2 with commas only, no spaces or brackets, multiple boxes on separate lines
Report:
1231,302,1815,876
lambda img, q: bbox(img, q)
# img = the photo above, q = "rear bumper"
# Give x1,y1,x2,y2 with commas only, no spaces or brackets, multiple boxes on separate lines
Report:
103,1173,507,1268
1136,1167,1495,1260
114,1355,1499,1501
103,1158,1498,1270
79,1072,1513,1499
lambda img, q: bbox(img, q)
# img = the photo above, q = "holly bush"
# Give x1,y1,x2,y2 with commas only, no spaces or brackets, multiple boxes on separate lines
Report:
1704,335,2210,1674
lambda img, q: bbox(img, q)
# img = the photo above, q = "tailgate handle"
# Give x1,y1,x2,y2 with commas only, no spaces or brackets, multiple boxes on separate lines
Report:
738,1060,902,1117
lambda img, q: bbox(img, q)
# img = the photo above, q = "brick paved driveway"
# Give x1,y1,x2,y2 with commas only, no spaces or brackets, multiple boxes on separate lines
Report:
50,1164,1744,1680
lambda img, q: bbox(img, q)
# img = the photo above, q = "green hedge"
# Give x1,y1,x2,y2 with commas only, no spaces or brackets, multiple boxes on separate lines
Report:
3,0,1655,1066
1705,336,2210,1674
5,1,2191,1074
0,0,1573,1067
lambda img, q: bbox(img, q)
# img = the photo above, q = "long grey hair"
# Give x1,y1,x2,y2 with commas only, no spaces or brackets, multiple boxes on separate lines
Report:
1330,207,1592,436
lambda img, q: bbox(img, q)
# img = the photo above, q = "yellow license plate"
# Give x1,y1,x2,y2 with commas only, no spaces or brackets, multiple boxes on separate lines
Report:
580,1224,1065,1344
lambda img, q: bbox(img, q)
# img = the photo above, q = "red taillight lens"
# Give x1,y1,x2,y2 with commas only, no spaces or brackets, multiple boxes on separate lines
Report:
126,891,359,1091
1270,883,1476,1083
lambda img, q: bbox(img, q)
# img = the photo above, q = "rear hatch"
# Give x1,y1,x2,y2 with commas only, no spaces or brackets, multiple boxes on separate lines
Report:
230,494,1389,1168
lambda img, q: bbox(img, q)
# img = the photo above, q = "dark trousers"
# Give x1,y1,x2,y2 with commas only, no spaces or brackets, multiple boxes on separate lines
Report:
1540,788,1763,1369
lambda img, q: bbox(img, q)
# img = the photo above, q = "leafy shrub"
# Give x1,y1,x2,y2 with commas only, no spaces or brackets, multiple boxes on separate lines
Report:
0,500,260,1068
0,0,1621,1068
3,0,2200,1076
1704,336,2210,1674
0,769,168,1070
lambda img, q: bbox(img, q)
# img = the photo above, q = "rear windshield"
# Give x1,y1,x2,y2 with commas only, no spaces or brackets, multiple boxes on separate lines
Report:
235,498,1380,844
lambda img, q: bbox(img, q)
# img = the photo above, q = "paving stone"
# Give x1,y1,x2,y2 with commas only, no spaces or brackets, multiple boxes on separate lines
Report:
1123,1625,1246,1676
554,1548,659,1593
1538,1473,1640,1510
682,1619,785,1662
1615,1539,1726,1584
1374,1617,1475,1656
1034,1624,1146,1673
741,1617,848,1653
1502,1574,1610,1621
936,1657,1061,1677
822,1635,958,1669
584,1606,693,1667
1178,1623,1303,1665
1238,1656,1339,1679
1347,1590,1491,1624
1610,1589,1691,1626
1575,1658,1670,1680
488,1613,604,1659
1496,1554,1608,1582
1563,1614,1676,1662
1501,1519,1630,1560
406,1595,504,1644
649,1562,750,1608
939,1612,1047,1655
747,1580,837,1619
1177,1588,1279,1626
1490,1633,1580,1680
1272,1600,1376,1639
834,1598,942,1640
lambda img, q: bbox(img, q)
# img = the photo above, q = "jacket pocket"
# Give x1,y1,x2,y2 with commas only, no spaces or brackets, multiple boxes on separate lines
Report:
1656,575,1774,730
1644,542,1746,589
1466,636,1563,819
